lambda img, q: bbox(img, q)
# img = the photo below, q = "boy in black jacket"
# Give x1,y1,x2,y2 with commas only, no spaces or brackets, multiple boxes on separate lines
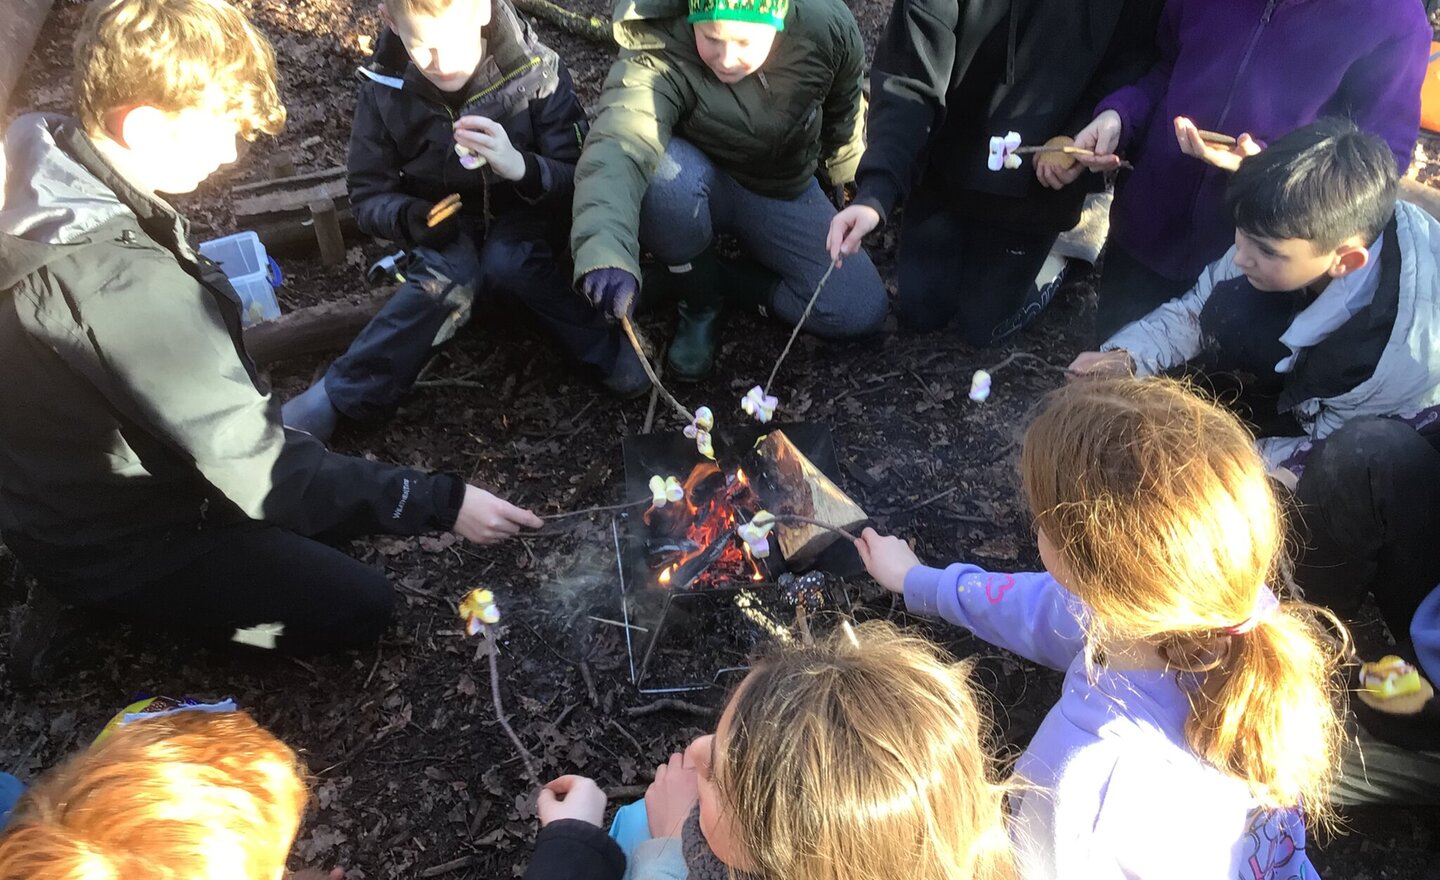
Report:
0,0,540,659
826,0,1159,346
283,0,645,441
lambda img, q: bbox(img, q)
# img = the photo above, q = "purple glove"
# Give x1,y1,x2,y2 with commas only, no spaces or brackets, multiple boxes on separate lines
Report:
581,268,638,320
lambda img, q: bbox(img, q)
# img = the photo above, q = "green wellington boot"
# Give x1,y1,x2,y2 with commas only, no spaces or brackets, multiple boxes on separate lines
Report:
666,247,725,382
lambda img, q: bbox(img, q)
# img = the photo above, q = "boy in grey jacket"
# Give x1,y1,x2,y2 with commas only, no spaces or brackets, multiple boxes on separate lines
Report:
0,0,540,661
1070,120,1440,474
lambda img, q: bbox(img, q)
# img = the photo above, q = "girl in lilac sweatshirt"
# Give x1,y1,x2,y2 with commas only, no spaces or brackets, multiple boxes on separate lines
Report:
857,377,1349,880
1063,0,1429,337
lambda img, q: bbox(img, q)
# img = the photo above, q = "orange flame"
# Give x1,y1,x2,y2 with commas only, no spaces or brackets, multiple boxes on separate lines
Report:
650,462,766,589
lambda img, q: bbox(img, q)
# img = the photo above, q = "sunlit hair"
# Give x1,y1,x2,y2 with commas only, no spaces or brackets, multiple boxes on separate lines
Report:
1020,377,1346,818
716,620,1015,880
73,0,285,139
0,711,307,880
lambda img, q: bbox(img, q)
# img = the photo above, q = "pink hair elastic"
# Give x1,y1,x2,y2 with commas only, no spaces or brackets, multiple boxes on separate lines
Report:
1224,585,1280,636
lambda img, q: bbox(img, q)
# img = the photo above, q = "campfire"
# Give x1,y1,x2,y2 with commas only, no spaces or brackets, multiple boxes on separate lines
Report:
615,424,870,691
645,463,768,591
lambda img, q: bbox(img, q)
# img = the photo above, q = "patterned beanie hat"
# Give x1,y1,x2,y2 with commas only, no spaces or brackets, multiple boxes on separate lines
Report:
688,0,788,31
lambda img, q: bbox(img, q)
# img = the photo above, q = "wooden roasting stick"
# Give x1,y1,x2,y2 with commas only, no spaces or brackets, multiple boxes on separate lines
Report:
1016,130,1234,166
428,193,463,227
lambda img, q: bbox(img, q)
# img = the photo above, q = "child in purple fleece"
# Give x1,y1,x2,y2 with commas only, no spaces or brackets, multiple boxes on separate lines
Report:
1062,0,1429,338
857,377,1349,880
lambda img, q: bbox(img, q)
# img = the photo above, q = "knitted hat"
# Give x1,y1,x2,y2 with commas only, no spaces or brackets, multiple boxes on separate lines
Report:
687,0,788,31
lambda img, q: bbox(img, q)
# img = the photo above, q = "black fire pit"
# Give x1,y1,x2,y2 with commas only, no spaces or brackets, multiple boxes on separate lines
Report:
611,422,864,692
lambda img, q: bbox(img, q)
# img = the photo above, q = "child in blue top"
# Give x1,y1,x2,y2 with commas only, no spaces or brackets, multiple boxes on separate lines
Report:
857,377,1347,880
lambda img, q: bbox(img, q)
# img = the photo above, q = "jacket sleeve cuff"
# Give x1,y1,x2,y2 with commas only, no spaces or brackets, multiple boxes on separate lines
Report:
1095,93,1141,155
903,565,946,618
853,174,901,229
432,474,467,532
526,820,626,880
515,152,546,202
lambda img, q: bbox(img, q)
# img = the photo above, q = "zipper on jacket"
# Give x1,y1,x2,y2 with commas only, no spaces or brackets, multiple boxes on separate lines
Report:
1184,0,1275,270
1214,0,1276,133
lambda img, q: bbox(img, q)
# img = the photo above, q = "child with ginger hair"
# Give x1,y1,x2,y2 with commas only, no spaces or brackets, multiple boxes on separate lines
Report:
0,710,329,880
594,619,1014,880
858,377,1348,880
0,709,622,880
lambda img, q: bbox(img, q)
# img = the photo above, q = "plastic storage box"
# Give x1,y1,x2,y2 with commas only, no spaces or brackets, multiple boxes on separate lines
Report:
198,231,282,327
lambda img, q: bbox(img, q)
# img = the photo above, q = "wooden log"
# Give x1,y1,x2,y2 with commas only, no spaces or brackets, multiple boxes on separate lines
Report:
252,210,362,257
242,290,391,365
309,198,346,266
514,0,612,43
754,430,867,568
0,0,53,116
234,165,348,221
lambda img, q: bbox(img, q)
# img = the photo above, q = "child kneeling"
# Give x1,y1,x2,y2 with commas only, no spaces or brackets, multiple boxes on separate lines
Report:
283,0,648,442
859,378,1347,879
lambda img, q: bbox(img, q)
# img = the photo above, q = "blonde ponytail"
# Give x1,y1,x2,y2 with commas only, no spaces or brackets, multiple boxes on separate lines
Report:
1022,378,1347,817
1187,602,1346,817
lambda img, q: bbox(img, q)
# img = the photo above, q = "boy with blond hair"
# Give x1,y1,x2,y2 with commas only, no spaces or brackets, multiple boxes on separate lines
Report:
0,0,541,662
281,0,646,441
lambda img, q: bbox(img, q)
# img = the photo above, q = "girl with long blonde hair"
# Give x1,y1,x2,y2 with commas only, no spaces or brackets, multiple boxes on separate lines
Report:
597,620,1013,880
857,377,1347,880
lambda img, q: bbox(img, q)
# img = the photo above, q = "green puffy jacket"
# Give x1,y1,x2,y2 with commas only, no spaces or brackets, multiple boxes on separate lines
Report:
571,0,866,282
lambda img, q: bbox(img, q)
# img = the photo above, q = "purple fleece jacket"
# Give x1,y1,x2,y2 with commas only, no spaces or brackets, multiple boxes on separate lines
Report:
1099,0,1428,283
906,563,1315,880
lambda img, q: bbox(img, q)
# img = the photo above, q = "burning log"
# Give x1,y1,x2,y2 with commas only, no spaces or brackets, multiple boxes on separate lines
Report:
753,430,867,568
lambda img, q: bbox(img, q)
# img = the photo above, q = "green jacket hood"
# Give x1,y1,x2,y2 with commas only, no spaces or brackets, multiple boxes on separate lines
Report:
612,0,693,50
0,114,136,288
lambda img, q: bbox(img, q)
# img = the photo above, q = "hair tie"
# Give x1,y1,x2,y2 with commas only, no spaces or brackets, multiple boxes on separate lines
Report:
1224,585,1280,636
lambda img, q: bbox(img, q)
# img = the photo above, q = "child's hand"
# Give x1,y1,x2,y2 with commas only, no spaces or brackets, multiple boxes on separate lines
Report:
1068,350,1134,378
537,775,608,827
1071,110,1124,171
1173,117,1261,172
453,116,526,182
645,752,699,839
855,527,920,595
1035,136,1084,190
454,485,543,543
827,204,881,264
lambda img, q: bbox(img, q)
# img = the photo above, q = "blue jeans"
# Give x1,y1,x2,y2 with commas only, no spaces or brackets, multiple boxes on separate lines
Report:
639,138,887,339
326,212,622,422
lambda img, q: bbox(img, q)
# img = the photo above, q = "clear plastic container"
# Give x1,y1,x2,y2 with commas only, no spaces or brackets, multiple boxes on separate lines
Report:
198,231,282,327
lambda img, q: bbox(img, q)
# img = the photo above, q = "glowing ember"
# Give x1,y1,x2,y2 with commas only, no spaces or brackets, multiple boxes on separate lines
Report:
644,461,766,589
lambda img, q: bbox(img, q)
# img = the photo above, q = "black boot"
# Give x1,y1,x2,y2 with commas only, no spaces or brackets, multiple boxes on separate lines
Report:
666,247,725,382
719,253,781,321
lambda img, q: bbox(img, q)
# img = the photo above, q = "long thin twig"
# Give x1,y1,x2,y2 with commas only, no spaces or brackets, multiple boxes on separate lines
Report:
485,639,539,786
624,699,717,718
539,497,649,520
764,513,859,543
765,262,837,392
620,317,694,423
1012,144,1136,170
982,350,1072,377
